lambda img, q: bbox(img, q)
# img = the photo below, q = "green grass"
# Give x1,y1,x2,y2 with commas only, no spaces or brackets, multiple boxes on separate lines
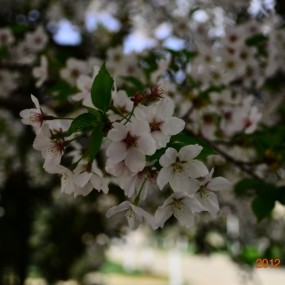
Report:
100,260,145,276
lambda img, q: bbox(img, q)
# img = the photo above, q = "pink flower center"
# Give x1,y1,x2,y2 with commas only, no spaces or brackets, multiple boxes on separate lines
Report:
224,111,232,121
30,112,44,124
149,119,162,132
48,141,65,155
199,186,209,198
174,158,184,173
203,114,213,125
244,118,252,128
123,132,138,149
172,199,184,211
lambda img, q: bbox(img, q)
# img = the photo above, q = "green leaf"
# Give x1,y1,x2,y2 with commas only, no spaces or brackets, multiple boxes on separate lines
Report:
0,47,8,60
91,63,114,112
252,196,275,221
88,127,104,162
65,112,102,136
276,186,285,205
245,34,267,46
234,178,260,196
121,76,145,91
240,246,260,265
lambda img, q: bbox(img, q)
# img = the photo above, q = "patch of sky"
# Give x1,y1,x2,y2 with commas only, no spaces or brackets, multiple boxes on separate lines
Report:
163,37,185,51
53,19,81,46
248,0,275,16
123,31,157,54
154,23,172,40
192,10,209,23
85,12,121,32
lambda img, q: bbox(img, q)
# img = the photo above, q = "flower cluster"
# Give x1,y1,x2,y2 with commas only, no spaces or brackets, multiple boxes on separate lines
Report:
10,3,285,232
20,64,231,230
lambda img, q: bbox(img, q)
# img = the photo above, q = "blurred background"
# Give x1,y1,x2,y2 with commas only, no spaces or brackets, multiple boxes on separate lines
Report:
0,0,285,284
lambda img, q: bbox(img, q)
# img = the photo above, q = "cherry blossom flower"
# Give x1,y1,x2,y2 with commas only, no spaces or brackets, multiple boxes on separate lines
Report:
73,160,109,194
106,46,144,84
157,145,209,194
25,26,48,52
19,94,48,130
106,160,133,178
134,97,185,148
106,160,157,201
33,124,65,173
0,28,14,46
72,74,93,107
56,163,108,198
108,90,134,122
106,201,156,230
60,58,91,85
222,26,246,50
106,120,156,172
13,42,36,64
56,165,79,195
195,168,231,217
154,192,206,228
187,106,217,140
0,71,17,98
32,55,48,87
120,167,158,200
71,66,101,107
235,97,262,134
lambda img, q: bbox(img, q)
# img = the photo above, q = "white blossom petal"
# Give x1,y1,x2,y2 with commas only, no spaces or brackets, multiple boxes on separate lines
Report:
159,148,177,167
154,205,173,228
31,94,41,110
197,192,219,217
185,179,201,196
152,131,170,148
161,117,185,135
106,142,127,163
108,123,128,141
106,201,131,218
43,152,61,173
126,207,142,230
170,173,193,193
156,97,174,118
131,205,156,229
125,148,145,172
183,196,206,212
134,105,152,121
33,133,51,152
186,160,209,178
207,177,232,192
174,207,194,228
157,166,173,190
178,144,203,161
73,172,92,187
74,183,93,197
137,135,156,155
129,119,150,134
90,174,109,193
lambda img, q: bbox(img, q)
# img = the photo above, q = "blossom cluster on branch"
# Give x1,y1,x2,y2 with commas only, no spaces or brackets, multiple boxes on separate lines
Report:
1,2,285,231
19,73,231,229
